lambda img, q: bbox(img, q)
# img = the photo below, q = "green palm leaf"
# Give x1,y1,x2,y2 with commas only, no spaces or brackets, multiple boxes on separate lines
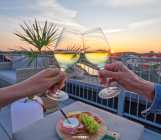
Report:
14,19,59,53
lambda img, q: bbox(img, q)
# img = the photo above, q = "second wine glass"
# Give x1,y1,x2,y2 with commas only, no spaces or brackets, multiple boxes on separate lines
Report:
83,28,122,99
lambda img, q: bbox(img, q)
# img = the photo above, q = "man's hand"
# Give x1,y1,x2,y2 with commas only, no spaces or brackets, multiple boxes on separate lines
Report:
99,62,155,101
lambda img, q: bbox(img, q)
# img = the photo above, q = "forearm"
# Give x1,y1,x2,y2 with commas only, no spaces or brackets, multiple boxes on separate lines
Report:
136,78,155,101
0,81,36,108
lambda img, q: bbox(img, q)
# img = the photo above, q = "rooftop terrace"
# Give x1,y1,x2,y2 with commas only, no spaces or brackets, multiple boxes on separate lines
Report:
0,53,161,140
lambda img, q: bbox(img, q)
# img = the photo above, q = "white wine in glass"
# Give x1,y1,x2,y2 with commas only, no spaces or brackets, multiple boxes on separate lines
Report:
47,28,82,101
54,51,80,70
85,51,110,69
83,28,121,99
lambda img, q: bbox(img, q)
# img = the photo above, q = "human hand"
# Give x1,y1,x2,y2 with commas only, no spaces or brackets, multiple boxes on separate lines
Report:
0,68,66,107
21,68,66,97
99,62,154,101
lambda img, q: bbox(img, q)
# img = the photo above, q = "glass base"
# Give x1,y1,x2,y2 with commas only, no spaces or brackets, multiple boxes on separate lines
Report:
98,86,121,99
47,90,69,101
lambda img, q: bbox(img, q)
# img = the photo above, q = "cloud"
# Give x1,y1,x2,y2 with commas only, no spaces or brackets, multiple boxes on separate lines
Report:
35,0,77,19
0,0,86,50
104,17,161,35
109,0,158,7
89,0,159,7
0,0,84,29
128,17,161,29
104,28,126,33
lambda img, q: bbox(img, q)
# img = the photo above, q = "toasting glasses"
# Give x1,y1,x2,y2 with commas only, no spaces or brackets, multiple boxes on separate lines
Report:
83,28,122,99
46,28,83,101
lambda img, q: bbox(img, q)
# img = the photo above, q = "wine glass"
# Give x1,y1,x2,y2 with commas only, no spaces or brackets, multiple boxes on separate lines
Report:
46,28,83,101
83,28,122,99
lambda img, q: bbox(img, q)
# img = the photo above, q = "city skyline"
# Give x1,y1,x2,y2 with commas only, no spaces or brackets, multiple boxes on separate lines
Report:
0,0,161,52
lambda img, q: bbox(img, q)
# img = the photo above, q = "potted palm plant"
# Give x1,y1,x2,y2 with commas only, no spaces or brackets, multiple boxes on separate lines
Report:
10,20,59,132
14,19,59,98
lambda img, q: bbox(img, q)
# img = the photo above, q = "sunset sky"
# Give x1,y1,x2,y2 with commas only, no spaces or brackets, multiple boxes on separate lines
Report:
0,0,161,52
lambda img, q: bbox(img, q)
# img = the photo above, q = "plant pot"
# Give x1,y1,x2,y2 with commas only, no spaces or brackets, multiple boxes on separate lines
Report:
11,97,44,133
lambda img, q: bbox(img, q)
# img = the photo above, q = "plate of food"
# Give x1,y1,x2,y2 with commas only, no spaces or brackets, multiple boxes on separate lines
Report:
56,111,107,140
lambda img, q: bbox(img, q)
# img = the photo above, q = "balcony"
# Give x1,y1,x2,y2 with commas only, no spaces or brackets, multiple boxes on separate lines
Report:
0,53,161,140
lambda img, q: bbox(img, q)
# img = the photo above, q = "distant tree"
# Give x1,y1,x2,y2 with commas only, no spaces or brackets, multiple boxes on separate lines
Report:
149,50,155,55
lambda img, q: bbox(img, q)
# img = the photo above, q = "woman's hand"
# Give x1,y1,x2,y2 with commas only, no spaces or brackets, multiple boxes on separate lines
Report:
20,68,66,97
0,68,66,108
99,62,155,101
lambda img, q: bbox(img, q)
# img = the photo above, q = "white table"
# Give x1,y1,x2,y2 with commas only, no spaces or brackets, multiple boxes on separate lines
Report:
13,101,144,140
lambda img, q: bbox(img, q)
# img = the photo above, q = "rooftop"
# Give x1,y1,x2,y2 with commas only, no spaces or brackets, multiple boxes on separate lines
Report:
0,53,161,140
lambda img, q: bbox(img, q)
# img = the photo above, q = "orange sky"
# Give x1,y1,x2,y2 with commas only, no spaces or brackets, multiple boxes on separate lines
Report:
106,27,161,53
0,17,161,53
1,31,160,53
0,0,161,53
109,37,161,53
